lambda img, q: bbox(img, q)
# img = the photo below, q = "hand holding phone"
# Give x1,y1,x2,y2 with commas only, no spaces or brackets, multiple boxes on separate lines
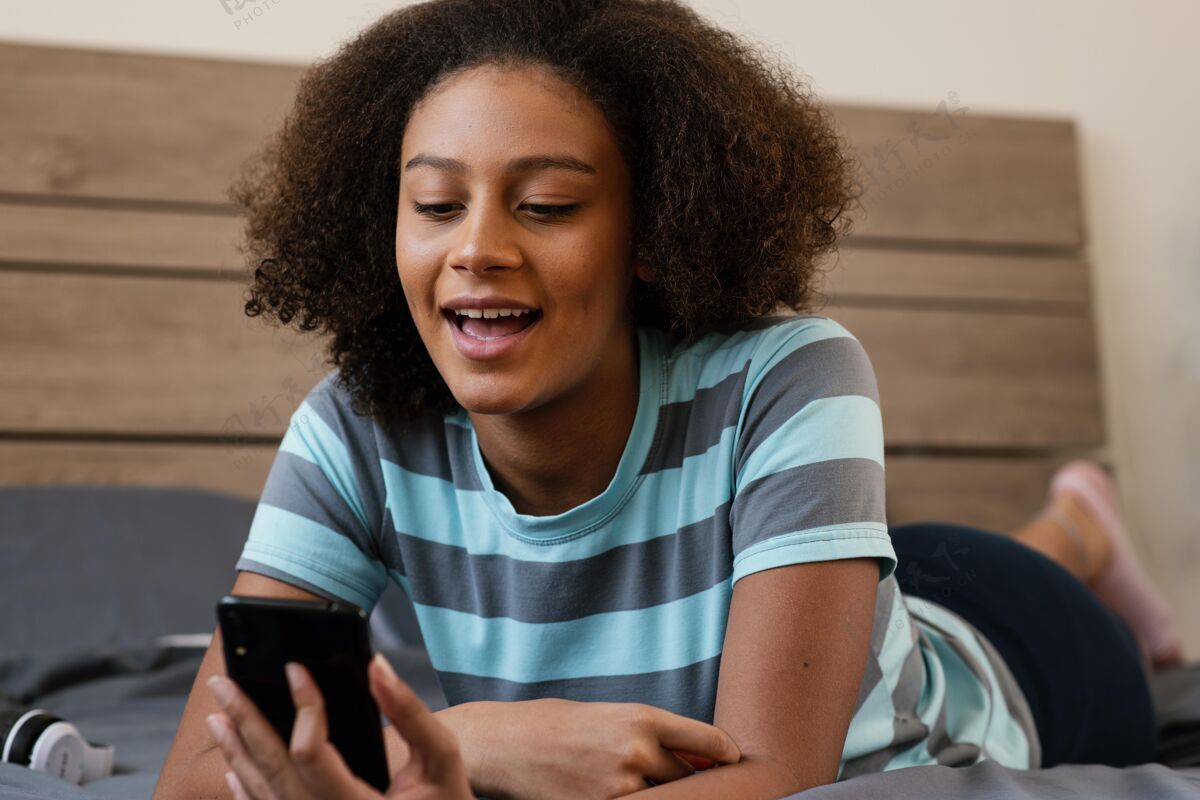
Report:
209,595,474,799
215,595,390,790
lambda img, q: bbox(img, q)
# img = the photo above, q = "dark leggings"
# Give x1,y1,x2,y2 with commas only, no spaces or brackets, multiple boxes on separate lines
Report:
890,522,1158,767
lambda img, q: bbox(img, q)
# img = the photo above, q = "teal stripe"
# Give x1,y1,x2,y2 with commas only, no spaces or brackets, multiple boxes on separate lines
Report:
410,579,732,682
731,523,896,584
737,395,884,490
379,424,740,562
840,674,898,764
243,503,387,609
280,400,371,536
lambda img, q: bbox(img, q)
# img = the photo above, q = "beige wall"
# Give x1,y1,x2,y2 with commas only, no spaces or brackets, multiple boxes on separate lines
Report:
4,0,1197,651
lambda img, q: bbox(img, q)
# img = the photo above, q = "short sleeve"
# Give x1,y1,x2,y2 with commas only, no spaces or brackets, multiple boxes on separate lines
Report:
235,374,390,611
729,318,896,586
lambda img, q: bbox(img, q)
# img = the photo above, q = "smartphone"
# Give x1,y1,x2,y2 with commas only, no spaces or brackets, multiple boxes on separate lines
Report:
215,595,390,791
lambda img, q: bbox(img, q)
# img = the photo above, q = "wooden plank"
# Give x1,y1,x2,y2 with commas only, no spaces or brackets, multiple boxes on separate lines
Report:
0,440,276,501
2,270,1102,447
830,103,1084,248
885,454,1070,535
0,271,327,436
0,200,1092,306
0,42,303,204
825,304,1105,448
822,246,1092,309
1,43,1083,251
0,203,243,273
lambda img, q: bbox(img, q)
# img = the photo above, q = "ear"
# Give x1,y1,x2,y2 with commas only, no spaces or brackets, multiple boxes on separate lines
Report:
635,262,655,283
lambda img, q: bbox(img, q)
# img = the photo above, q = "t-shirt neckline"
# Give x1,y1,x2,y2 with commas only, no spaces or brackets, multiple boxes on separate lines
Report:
465,326,665,541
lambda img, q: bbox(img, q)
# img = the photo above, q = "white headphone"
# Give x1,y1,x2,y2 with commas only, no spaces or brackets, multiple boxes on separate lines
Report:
0,706,114,784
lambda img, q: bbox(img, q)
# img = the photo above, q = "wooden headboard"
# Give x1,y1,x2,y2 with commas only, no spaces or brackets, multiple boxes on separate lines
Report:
0,42,1103,534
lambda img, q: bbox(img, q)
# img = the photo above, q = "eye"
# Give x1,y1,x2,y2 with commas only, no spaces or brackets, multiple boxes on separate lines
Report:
412,202,458,218
411,202,581,220
523,203,580,219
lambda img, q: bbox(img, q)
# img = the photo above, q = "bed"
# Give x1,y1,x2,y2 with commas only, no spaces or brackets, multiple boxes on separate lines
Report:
1,485,1198,799
2,40,1199,799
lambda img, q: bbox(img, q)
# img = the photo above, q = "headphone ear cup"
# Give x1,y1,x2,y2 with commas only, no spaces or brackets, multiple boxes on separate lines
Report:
1,708,59,766
0,704,114,784
0,705,26,760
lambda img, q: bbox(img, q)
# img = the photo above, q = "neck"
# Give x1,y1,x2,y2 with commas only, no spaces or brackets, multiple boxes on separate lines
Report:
468,325,641,517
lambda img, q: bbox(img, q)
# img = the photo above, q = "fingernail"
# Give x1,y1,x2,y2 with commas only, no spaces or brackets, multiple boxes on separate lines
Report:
225,771,241,795
372,653,397,681
207,675,235,708
206,713,226,744
285,662,305,692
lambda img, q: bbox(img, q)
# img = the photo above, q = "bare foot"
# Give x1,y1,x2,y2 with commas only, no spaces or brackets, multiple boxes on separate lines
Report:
1048,460,1186,673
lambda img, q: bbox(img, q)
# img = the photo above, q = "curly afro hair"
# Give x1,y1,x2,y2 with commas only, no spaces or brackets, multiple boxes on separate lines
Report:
231,0,862,430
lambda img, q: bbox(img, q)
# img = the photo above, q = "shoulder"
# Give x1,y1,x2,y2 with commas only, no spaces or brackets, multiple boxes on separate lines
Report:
663,314,878,406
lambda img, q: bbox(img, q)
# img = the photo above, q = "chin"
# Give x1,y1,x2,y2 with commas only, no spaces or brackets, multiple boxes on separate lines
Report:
447,378,535,417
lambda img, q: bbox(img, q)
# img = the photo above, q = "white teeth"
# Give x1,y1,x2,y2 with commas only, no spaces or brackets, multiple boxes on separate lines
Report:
452,308,535,318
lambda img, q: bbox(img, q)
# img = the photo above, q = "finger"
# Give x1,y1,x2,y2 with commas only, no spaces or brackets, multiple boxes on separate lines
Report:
640,747,696,786
206,713,281,800
284,662,378,800
368,655,460,775
226,770,253,800
207,675,306,798
644,706,741,765
672,750,716,770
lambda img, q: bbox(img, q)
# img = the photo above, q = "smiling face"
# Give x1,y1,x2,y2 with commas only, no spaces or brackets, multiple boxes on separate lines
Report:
396,63,648,418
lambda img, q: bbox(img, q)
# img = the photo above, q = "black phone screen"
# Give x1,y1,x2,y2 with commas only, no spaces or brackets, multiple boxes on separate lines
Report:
215,595,390,791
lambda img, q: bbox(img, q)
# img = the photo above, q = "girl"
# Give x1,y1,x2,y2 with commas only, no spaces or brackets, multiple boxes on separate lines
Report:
156,1,1183,797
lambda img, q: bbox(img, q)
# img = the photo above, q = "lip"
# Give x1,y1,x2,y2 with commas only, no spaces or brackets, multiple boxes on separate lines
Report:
444,309,541,361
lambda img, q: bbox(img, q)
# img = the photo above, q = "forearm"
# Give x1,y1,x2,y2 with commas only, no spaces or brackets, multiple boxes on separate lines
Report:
624,756,821,800
153,744,230,800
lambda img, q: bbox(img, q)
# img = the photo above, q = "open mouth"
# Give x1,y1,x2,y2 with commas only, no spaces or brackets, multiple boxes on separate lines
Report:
443,308,543,340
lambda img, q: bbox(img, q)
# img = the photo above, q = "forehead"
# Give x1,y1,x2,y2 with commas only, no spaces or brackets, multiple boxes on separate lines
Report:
401,64,622,172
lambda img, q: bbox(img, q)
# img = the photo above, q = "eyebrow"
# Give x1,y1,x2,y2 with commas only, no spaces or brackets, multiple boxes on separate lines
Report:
403,153,597,176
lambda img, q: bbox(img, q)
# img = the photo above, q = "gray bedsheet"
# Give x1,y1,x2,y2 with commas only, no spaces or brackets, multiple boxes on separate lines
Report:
3,486,1200,799
2,642,1199,799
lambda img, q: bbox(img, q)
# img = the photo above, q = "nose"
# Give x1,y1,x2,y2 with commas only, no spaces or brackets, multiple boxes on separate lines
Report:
447,197,523,277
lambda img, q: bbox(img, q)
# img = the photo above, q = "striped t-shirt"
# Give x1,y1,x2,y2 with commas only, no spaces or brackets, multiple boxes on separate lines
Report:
236,313,1041,776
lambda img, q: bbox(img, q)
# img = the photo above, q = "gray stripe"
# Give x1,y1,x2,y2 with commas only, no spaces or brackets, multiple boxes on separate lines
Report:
375,412,456,481
261,450,382,566
642,325,879,496
839,732,912,778
850,653,884,722
379,504,406,577
304,377,387,539
870,577,899,656
641,365,748,474
850,578,898,718
735,335,880,478
889,630,931,748
436,654,723,723
445,422,485,491
399,506,734,622
926,696,983,767
729,458,887,555
235,557,360,608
